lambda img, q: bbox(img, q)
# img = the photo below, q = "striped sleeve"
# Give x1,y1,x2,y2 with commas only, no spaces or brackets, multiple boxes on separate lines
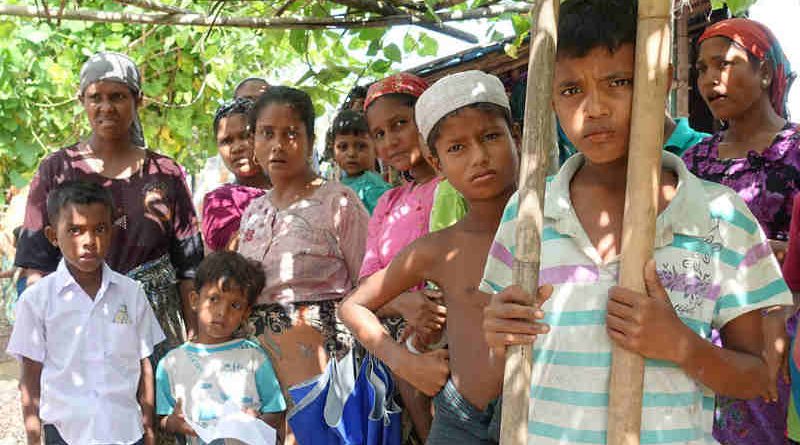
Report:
710,190,793,328
480,192,519,294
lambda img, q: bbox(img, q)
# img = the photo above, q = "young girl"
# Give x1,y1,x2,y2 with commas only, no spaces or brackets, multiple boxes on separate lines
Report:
236,86,369,444
202,99,270,252
360,73,444,442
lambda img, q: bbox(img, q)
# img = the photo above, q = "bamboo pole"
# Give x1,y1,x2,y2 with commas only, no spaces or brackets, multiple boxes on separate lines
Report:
607,1,672,444
499,1,557,444
675,5,690,117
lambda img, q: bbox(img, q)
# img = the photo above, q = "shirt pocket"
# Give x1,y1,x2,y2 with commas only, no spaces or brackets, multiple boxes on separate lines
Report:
106,323,141,369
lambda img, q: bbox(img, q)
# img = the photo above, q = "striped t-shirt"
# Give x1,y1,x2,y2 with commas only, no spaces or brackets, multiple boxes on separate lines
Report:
480,152,791,445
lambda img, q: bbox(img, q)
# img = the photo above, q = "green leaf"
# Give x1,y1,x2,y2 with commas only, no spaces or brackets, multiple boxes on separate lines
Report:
20,26,49,44
372,59,391,73
511,14,530,36
358,28,386,42
383,43,402,62
289,29,307,54
419,34,438,57
366,39,382,57
403,34,415,53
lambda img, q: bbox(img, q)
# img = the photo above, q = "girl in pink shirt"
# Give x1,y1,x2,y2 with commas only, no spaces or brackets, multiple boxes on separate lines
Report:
361,73,445,442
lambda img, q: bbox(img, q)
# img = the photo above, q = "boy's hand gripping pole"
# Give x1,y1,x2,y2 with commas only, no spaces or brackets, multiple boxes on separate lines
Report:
499,1,558,444
608,1,672,444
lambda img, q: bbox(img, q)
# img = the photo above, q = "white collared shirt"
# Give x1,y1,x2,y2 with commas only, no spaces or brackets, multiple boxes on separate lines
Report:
7,259,166,445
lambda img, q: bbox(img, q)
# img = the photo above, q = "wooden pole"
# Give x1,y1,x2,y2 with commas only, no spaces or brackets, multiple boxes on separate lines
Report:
607,1,672,444
499,1,557,444
676,5,690,117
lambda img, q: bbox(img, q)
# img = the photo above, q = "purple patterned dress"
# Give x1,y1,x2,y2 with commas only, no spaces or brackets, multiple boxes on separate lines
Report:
683,122,800,445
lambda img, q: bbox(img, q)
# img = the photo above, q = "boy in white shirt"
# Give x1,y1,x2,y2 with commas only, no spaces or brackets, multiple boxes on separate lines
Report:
7,180,165,445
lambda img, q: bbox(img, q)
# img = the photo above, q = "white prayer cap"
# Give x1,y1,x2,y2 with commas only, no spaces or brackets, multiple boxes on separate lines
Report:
415,70,510,144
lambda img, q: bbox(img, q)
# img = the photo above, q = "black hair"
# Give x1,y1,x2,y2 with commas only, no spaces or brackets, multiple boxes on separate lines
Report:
46,180,114,227
233,77,269,98
194,251,266,306
213,98,255,137
331,110,370,138
365,93,418,113
249,86,315,141
557,0,637,59
426,102,513,157
343,85,368,110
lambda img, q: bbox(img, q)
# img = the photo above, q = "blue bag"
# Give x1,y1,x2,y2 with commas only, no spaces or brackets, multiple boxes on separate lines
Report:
287,350,402,445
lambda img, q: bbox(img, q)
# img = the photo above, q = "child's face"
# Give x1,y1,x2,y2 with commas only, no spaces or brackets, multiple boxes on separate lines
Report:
552,44,635,165
253,103,312,181
366,96,424,172
192,280,251,344
217,114,259,181
432,107,519,201
45,203,112,275
333,132,375,176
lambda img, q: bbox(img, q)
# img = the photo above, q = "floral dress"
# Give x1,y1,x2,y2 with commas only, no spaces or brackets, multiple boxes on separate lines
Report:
682,122,800,445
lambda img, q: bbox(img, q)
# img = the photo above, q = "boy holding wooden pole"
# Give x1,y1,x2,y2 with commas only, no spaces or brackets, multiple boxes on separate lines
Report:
482,1,791,443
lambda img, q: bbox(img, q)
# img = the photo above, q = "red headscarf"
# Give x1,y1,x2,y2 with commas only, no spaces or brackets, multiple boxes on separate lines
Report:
699,18,794,118
364,73,429,111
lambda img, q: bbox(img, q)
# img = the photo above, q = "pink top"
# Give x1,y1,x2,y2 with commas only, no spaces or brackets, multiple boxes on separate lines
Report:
237,181,369,305
202,183,265,252
359,176,442,280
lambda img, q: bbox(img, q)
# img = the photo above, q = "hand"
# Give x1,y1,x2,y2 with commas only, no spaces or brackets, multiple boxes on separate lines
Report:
769,239,788,265
606,260,693,363
397,289,447,337
482,284,552,360
397,349,450,396
165,399,197,437
763,306,792,402
242,407,260,418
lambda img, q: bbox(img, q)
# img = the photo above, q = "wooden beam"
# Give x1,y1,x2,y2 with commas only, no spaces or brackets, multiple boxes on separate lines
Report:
500,0,557,443
675,5,690,117
0,3,529,29
607,1,672,444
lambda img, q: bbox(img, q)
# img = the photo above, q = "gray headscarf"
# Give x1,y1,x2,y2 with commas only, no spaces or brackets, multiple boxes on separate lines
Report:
79,51,146,147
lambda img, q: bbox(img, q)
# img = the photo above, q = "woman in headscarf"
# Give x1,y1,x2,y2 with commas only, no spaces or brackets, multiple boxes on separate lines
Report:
14,52,203,364
681,19,798,445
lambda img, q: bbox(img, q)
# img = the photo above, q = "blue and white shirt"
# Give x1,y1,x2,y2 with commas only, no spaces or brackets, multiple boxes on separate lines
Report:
480,152,792,444
156,339,286,444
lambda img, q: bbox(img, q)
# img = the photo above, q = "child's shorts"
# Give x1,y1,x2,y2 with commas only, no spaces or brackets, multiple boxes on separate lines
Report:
43,425,144,445
426,379,501,445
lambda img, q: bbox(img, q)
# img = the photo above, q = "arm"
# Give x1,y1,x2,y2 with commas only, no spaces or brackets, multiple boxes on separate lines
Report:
159,399,197,437
606,260,770,399
332,189,369,288
20,357,42,445
339,240,449,396
179,280,196,340
138,358,156,445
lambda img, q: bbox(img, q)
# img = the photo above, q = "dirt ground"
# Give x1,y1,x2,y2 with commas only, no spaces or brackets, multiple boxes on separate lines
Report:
0,357,24,445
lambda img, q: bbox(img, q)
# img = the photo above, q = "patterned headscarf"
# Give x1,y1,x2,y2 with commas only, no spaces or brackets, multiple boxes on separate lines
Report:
79,52,146,147
699,18,795,118
364,73,429,111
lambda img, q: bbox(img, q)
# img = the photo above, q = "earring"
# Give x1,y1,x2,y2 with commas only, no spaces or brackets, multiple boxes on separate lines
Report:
762,79,770,89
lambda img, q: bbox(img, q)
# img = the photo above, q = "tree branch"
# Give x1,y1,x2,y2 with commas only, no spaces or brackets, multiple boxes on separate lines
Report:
117,0,192,14
0,3,529,29
330,0,478,42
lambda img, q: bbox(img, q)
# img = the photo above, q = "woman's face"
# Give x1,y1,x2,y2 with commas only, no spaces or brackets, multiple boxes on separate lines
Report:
216,114,259,180
81,80,140,141
253,103,312,181
366,95,424,172
696,37,767,121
